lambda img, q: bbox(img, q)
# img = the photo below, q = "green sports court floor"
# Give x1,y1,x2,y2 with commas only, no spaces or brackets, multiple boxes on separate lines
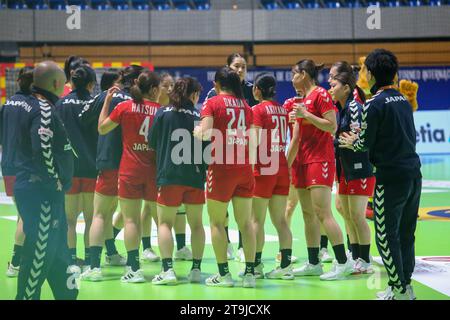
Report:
0,155,449,300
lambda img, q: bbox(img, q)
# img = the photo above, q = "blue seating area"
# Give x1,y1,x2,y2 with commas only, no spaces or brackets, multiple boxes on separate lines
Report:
0,0,448,10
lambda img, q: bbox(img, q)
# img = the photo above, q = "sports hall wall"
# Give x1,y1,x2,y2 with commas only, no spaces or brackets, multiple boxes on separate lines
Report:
0,5,449,155
1,7,450,41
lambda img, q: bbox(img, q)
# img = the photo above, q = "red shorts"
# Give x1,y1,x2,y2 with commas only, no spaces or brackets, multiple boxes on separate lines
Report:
207,166,255,202
95,169,119,197
118,168,157,201
338,175,376,196
3,176,16,197
67,178,96,195
294,161,336,189
157,185,205,207
254,174,290,199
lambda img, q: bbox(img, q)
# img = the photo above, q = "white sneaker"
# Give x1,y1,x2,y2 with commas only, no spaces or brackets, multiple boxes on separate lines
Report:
142,248,160,262
121,267,145,283
376,286,393,299
265,264,295,280
227,243,234,260
406,284,416,300
175,246,193,261
352,258,374,275
239,263,264,279
376,288,410,300
275,253,298,264
152,268,177,285
346,250,353,260
205,273,234,287
235,248,245,263
292,262,323,276
242,273,256,288
188,269,202,283
81,267,103,281
68,264,81,275
105,253,127,266
320,259,355,281
6,262,19,277
319,248,333,263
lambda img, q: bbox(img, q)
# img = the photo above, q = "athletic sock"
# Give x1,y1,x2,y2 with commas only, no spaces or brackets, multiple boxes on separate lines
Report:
127,250,140,272
84,248,90,266
347,235,352,252
351,244,360,260
90,246,102,269
255,252,262,267
192,259,202,271
280,248,292,269
238,231,243,249
176,233,186,251
69,248,77,265
218,263,229,276
105,239,118,256
244,262,254,275
11,244,23,266
142,237,151,250
225,227,231,243
162,258,173,272
307,247,320,265
320,235,328,250
332,244,348,264
359,244,371,263
113,227,121,239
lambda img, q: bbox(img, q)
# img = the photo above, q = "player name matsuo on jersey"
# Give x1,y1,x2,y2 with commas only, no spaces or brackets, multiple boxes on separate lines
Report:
223,97,246,108
264,105,288,115
4,100,32,112
131,102,159,116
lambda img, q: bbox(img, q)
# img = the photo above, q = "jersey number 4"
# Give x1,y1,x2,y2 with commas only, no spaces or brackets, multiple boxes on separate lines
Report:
139,116,151,143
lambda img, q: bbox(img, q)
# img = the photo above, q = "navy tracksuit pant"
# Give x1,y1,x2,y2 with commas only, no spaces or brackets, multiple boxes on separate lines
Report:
14,186,79,300
374,178,421,294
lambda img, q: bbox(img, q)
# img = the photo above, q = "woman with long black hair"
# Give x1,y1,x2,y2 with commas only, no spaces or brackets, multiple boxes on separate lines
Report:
205,53,258,262
149,77,206,285
287,59,354,281
329,70,375,274
56,65,97,273
195,66,256,288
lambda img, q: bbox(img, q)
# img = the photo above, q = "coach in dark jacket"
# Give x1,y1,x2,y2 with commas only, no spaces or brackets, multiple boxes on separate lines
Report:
339,49,421,301
14,61,78,300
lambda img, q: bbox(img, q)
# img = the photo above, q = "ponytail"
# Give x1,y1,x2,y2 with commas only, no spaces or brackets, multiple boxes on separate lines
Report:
255,73,277,100
130,71,161,103
71,65,97,90
169,77,203,110
214,66,244,99
294,59,324,82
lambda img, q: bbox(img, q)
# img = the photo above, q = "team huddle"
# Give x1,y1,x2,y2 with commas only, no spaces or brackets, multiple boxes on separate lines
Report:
1,49,421,300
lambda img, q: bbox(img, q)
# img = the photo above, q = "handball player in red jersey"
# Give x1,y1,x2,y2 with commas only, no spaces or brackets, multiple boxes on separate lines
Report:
194,67,257,288
287,60,355,281
250,73,294,280
87,71,161,283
